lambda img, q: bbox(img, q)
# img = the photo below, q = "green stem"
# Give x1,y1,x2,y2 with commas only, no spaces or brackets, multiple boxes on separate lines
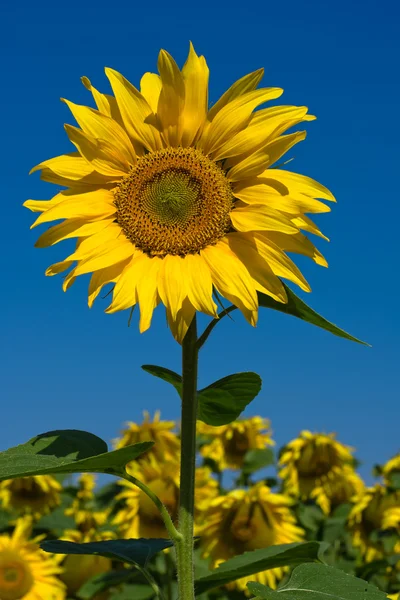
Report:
175,316,199,600
122,473,182,542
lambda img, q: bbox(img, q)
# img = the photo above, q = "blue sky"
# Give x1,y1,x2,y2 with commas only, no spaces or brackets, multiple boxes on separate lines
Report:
1,0,398,484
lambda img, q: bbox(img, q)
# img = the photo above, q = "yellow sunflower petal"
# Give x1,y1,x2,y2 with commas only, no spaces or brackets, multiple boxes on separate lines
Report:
207,68,264,121
230,204,299,234
263,131,307,168
265,232,328,267
184,254,218,317
45,260,75,276
66,222,123,262
81,76,124,126
63,266,78,291
214,106,309,161
200,87,283,156
167,297,196,344
137,256,162,332
157,50,186,146
180,42,209,147
73,238,135,276
157,255,187,321
233,182,331,214
38,166,113,188
291,215,329,240
62,98,136,165
201,241,258,312
30,189,116,228
252,233,311,292
105,253,151,313
88,261,130,308
140,73,162,113
35,218,113,248
30,153,111,183
227,150,271,182
65,124,129,177
264,169,336,202
226,233,287,303
105,67,162,153
23,194,65,213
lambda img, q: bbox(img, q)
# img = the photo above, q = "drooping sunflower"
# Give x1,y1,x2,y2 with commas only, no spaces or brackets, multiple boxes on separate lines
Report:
279,431,364,514
382,453,400,486
0,518,66,600
25,44,334,342
198,416,274,470
198,483,303,595
113,411,180,462
348,485,400,562
60,529,114,597
113,455,218,538
113,454,180,539
194,466,219,513
0,476,61,518
64,474,109,533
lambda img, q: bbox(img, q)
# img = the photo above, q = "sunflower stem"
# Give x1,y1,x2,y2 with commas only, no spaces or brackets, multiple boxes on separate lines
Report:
122,473,181,542
175,315,199,600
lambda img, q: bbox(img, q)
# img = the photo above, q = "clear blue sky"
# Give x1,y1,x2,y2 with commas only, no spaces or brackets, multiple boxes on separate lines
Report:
1,0,398,483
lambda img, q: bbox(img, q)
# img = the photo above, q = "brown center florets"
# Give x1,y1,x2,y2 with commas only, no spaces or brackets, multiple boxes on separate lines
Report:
114,147,233,257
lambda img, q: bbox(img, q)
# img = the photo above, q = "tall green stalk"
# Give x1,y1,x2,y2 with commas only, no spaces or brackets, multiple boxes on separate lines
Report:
175,316,199,600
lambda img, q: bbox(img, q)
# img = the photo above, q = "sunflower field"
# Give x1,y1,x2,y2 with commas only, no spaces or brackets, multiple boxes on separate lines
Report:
0,412,398,600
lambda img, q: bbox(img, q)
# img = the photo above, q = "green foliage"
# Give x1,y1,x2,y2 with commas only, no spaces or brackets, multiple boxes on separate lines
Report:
194,542,328,595
0,430,153,480
257,285,368,345
142,365,262,425
41,538,173,565
247,563,387,600
242,449,275,475
197,373,262,426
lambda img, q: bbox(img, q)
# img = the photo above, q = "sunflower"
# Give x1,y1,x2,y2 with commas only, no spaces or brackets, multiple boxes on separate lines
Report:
382,453,400,486
113,411,180,462
348,485,400,562
113,456,218,538
0,476,61,518
113,454,180,539
60,529,114,597
198,416,274,470
279,431,364,514
0,518,65,600
194,466,219,512
198,483,303,595
64,474,109,533
25,44,334,342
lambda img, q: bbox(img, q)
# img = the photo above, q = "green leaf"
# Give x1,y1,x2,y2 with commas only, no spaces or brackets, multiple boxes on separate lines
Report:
197,372,262,426
35,507,76,534
194,541,328,595
0,509,11,530
77,568,140,600
142,365,262,426
41,538,173,566
387,472,400,490
258,284,368,345
247,563,387,600
242,449,275,475
141,365,182,396
296,504,324,533
0,430,153,481
109,585,155,600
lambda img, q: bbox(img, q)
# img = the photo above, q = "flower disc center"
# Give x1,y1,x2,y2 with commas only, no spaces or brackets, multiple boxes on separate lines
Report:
0,554,34,600
115,147,233,257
